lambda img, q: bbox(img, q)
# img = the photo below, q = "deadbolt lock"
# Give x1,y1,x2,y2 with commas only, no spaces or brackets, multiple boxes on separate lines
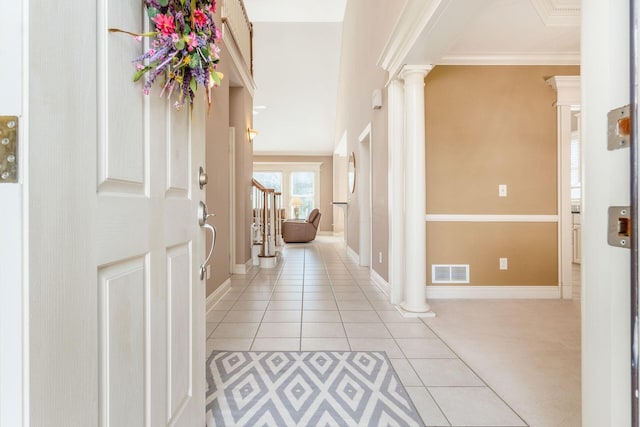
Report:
608,206,632,248
0,116,18,183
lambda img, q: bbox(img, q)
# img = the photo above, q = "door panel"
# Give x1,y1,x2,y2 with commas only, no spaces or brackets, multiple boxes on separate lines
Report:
167,244,192,422
167,109,190,193
99,257,147,427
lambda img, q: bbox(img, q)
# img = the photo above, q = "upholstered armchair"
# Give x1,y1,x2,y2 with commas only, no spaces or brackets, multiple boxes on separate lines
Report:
282,209,322,243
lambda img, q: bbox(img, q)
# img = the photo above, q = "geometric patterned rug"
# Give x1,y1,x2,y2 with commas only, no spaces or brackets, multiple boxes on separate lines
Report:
206,351,425,427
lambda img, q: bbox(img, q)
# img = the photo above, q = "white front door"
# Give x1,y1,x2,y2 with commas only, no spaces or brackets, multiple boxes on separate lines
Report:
16,1,206,425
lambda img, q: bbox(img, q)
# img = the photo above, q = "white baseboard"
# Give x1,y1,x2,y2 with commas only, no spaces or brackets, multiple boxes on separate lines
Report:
346,246,359,264
370,269,390,296
233,258,254,275
206,278,231,313
426,285,561,299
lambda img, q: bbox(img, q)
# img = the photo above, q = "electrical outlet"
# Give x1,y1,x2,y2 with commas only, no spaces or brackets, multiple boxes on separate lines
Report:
378,252,383,263
498,184,508,197
499,258,508,270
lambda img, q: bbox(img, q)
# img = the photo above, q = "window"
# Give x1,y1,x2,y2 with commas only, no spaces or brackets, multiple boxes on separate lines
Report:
291,172,314,218
253,171,282,192
570,132,581,202
253,162,321,220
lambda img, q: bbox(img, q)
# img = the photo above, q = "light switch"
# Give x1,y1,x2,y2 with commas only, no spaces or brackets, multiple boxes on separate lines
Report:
498,184,507,197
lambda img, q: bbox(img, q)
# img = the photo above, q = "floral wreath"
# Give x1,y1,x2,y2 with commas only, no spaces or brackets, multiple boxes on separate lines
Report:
110,0,223,110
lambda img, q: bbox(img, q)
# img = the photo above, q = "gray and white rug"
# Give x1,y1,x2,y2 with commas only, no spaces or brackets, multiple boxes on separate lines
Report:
206,351,424,427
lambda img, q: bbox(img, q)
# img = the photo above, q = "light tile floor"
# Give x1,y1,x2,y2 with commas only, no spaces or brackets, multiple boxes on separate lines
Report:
206,238,580,426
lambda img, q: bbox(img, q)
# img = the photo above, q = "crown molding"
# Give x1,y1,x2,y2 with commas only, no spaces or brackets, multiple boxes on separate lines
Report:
439,51,580,65
546,75,581,105
530,0,580,27
377,0,446,79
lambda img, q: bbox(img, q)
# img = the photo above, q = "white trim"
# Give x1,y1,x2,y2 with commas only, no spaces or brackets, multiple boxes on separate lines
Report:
370,269,390,297
425,214,559,222
377,0,448,80
229,127,236,275
346,246,359,265
546,76,581,106
438,52,580,66
0,0,26,423
206,278,232,313
221,23,256,97
426,285,561,299
358,124,372,268
530,0,580,27
233,258,254,275
253,150,334,156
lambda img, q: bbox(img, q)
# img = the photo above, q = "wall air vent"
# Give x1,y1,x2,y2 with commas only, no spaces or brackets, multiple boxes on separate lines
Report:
432,265,470,284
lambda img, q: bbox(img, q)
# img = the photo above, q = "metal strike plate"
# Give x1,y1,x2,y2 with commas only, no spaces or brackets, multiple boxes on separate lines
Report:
608,206,631,248
608,105,631,150
0,116,18,183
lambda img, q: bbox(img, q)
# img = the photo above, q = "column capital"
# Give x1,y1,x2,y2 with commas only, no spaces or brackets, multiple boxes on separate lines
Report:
399,64,434,80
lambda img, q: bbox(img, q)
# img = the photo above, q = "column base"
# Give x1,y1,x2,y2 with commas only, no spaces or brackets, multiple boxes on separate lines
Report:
397,303,436,318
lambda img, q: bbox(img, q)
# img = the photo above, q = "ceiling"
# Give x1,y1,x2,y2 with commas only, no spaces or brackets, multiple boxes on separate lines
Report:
243,0,346,156
243,0,580,156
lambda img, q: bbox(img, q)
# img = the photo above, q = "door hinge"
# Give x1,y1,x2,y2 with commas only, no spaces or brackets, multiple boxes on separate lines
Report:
0,116,18,183
608,206,631,248
608,105,631,150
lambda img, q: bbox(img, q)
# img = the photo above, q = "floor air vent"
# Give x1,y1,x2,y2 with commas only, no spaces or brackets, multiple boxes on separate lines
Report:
432,265,469,284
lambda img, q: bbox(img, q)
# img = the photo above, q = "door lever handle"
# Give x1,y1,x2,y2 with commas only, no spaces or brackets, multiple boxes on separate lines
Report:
198,201,217,280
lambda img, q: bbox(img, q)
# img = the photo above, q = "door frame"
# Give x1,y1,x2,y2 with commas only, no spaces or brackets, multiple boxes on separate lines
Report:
229,127,236,274
0,0,27,424
358,124,372,268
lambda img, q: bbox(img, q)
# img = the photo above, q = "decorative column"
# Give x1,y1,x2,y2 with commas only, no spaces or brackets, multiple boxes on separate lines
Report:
546,76,581,300
399,65,434,315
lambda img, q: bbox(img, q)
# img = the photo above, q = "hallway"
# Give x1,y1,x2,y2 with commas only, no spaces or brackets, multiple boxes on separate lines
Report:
206,237,581,426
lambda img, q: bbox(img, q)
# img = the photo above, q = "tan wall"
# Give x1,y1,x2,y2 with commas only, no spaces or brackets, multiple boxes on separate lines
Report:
427,223,558,286
204,42,231,296
230,87,254,266
425,65,579,286
253,155,334,231
334,0,404,280
204,4,255,297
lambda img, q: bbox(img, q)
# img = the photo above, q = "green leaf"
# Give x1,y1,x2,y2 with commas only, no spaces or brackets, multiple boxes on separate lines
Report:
189,77,197,93
184,24,191,33
158,0,168,6
147,7,159,18
210,70,221,84
175,39,185,50
189,54,200,68
133,66,151,82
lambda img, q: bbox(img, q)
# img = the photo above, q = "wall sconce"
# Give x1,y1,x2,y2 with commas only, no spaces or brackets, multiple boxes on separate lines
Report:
248,128,259,142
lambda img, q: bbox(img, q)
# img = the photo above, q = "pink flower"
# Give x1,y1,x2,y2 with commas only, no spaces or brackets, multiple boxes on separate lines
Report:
193,9,208,28
215,27,222,40
208,1,217,14
187,32,198,51
171,33,180,43
152,13,176,36
136,63,145,71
